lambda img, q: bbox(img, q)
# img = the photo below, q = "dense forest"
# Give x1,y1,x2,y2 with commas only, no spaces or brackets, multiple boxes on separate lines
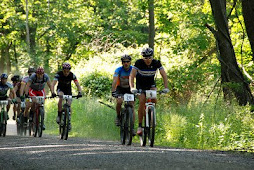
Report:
1,0,254,151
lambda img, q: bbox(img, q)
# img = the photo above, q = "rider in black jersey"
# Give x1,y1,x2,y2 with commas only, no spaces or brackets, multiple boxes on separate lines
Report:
129,47,169,135
52,62,82,131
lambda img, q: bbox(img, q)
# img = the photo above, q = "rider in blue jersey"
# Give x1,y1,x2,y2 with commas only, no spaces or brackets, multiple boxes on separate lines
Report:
111,55,134,130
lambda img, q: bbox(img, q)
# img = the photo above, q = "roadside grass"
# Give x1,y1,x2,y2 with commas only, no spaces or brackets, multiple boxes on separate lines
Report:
44,97,254,152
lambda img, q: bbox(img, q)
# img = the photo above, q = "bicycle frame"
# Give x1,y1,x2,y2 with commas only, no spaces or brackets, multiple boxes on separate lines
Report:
32,96,45,137
145,90,156,128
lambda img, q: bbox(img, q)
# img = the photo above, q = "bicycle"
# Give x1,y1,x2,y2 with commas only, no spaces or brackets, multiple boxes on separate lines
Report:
117,93,135,145
138,90,166,147
58,95,80,140
30,96,50,137
0,100,9,137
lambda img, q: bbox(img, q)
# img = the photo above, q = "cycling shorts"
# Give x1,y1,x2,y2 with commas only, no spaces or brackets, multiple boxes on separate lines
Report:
116,86,131,95
29,89,45,97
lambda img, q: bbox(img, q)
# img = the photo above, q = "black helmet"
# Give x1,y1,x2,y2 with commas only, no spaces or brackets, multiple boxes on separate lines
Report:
141,47,154,57
28,67,36,74
121,54,131,61
11,75,21,82
62,62,71,70
1,73,8,79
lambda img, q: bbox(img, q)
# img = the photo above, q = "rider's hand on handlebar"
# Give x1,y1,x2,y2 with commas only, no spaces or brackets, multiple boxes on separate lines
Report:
111,91,117,98
77,91,82,98
162,88,169,93
131,88,138,94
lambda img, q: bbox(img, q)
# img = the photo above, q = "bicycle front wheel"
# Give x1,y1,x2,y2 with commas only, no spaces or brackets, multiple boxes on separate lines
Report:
126,106,134,145
2,111,7,137
33,108,38,137
38,107,44,137
120,109,126,145
148,107,156,147
64,107,70,140
140,115,147,147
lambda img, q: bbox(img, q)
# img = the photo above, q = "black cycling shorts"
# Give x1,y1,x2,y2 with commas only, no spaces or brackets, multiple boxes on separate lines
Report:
116,86,131,95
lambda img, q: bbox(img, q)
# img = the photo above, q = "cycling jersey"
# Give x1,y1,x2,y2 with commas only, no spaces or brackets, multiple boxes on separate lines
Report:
133,59,163,90
28,73,49,91
0,82,13,98
54,71,77,95
113,66,132,89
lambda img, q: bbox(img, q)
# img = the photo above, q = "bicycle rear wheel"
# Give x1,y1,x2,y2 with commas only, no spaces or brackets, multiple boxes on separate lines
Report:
120,109,126,145
148,107,156,147
38,107,44,137
59,111,65,139
126,107,134,145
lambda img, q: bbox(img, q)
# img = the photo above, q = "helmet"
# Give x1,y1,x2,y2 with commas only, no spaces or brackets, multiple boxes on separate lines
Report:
36,67,44,74
121,54,131,61
1,73,8,79
11,75,21,82
62,62,71,70
28,67,36,74
141,47,154,57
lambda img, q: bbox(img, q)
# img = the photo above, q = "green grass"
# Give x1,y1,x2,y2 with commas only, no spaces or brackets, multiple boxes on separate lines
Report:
44,97,254,152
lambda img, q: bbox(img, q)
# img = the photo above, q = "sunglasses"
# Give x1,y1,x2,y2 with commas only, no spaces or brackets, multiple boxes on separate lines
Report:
143,56,152,60
122,61,130,63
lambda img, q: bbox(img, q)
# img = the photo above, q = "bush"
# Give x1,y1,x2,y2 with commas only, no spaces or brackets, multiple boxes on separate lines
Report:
80,72,112,98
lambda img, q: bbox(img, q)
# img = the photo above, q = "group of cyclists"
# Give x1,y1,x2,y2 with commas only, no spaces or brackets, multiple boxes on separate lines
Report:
112,47,169,136
0,62,82,132
0,47,168,137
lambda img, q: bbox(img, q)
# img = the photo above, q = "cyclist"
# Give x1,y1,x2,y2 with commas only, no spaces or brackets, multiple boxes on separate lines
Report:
111,54,135,128
20,67,36,125
129,47,169,135
52,62,82,131
24,67,56,130
0,73,16,118
10,75,22,120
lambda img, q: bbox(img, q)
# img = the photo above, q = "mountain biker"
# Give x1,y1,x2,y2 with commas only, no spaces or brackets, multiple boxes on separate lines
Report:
52,62,82,131
129,47,169,135
10,75,22,120
0,73,16,118
20,67,35,125
24,67,56,130
111,54,135,131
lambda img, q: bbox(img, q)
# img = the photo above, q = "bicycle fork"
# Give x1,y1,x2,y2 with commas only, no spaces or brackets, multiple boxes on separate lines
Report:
145,103,156,127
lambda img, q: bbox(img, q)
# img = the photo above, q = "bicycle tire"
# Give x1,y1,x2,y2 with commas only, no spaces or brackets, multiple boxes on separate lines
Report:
38,107,44,137
120,109,126,145
140,114,147,147
33,108,38,137
148,107,155,147
2,111,7,137
59,110,65,139
126,106,134,145
28,110,33,136
64,107,70,140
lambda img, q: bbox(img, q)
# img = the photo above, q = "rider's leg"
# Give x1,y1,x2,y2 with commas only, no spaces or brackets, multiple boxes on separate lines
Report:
56,91,64,123
137,93,146,135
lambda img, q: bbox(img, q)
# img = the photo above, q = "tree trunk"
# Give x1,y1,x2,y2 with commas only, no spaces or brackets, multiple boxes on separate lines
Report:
242,0,254,60
148,0,155,50
208,0,254,105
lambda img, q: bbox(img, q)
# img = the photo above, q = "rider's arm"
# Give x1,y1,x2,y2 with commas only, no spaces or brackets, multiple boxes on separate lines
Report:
51,79,57,92
129,68,137,89
19,82,26,96
47,80,54,94
10,88,16,99
25,81,31,95
159,68,168,89
111,76,118,92
74,80,82,93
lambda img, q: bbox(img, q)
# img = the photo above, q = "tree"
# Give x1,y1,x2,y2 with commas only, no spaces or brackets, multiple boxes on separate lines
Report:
242,0,254,60
207,0,254,105
148,0,155,49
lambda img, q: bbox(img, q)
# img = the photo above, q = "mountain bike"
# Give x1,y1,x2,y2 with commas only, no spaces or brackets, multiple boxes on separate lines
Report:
0,100,9,137
31,96,48,137
59,95,80,140
138,90,166,147
117,93,135,145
